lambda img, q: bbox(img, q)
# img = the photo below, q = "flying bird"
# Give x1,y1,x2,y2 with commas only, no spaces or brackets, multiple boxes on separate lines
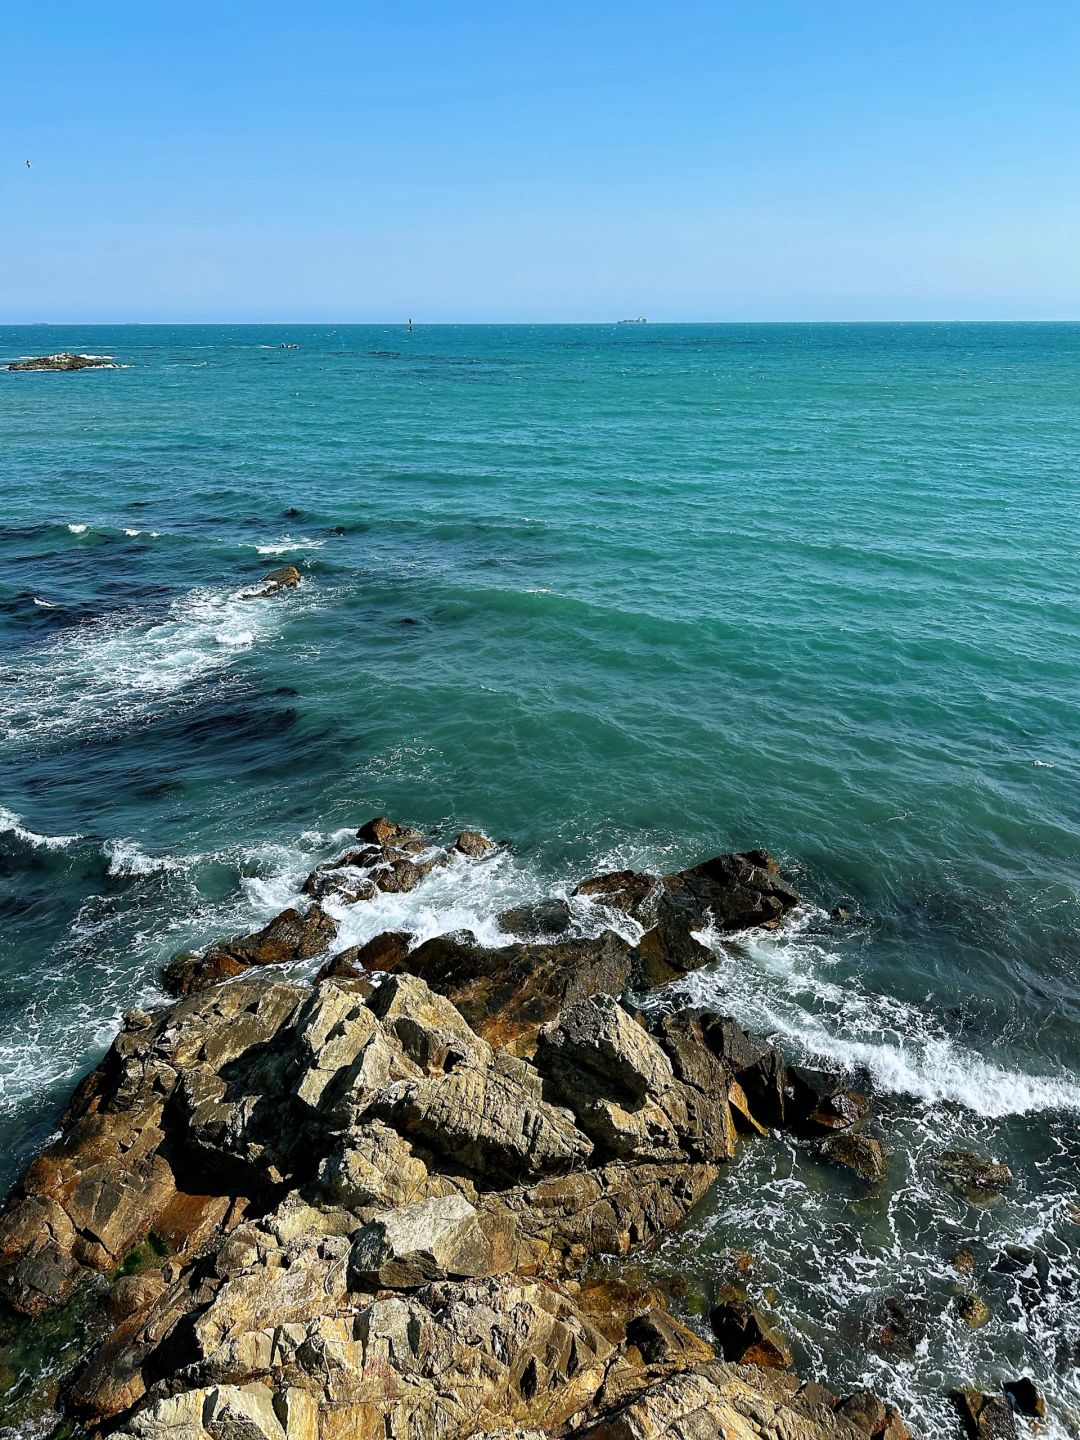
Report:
26,160,31,168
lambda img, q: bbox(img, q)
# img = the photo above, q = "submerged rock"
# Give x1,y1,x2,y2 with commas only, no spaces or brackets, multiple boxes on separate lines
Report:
937,1149,1014,1204
817,1133,887,1184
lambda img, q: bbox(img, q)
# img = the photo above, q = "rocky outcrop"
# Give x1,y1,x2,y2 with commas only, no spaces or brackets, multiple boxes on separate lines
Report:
251,564,303,597
951,1389,1017,1439
7,352,119,371
574,849,799,985
163,905,338,996
0,822,911,1440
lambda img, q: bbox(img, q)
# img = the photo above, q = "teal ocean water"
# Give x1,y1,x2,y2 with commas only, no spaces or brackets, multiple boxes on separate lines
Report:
1,323,1078,1434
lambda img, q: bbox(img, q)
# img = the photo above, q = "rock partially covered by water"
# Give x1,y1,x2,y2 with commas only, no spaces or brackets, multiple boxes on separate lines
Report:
575,848,799,984
951,1388,1018,1439
708,1296,793,1367
251,563,303,597
937,1149,1013,1204
818,1133,888,1184
7,352,119,371
163,904,338,996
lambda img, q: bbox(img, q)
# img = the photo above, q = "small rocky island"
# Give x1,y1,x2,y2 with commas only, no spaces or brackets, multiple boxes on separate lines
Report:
0,820,1037,1439
6,353,120,372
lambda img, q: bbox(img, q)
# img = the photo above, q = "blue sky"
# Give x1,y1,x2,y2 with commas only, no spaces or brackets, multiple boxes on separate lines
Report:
3,2,1079,321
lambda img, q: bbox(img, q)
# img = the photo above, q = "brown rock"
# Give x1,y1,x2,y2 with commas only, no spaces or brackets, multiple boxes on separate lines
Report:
356,816,425,848
956,1292,991,1329
8,352,119,371
951,1389,1018,1439
496,897,573,938
163,904,338,996
453,829,495,858
937,1150,1013,1204
1002,1377,1045,1418
708,1297,793,1367
817,1133,887,1184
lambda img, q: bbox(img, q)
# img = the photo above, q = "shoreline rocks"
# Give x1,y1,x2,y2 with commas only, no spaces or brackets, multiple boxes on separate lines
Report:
0,819,919,1440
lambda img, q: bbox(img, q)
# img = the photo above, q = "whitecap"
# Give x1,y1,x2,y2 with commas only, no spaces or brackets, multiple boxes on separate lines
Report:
104,839,185,877
0,806,79,850
660,907,1080,1118
32,597,55,608
67,523,88,534
252,536,326,555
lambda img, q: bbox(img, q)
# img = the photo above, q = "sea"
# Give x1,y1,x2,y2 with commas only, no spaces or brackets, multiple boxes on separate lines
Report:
0,323,1077,1436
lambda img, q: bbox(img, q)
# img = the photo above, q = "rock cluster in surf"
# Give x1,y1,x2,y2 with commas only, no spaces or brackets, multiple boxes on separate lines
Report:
0,819,1037,1438
6,353,120,372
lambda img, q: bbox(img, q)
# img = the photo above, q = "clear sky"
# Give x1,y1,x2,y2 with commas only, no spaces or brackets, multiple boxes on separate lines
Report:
3,2,1079,322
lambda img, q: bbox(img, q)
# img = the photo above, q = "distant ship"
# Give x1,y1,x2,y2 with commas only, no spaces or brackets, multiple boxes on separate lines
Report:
617,316,647,324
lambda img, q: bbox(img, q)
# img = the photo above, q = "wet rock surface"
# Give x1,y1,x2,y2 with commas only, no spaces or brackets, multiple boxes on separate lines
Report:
0,822,911,1440
7,352,120,371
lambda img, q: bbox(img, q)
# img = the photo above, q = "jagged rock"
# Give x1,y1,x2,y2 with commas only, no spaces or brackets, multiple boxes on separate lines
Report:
316,931,412,980
480,1160,719,1276
356,815,425,849
497,897,573,938
817,1134,887,1184
575,1364,879,1440
937,1150,1013,1204
834,1390,910,1438
386,928,640,1049
8,352,118,371
374,1057,593,1182
708,1297,793,1367
574,850,799,986
0,835,901,1440
536,995,735,1164
252,564,303,597
1002,1376,1045,1418
163,905,338,996
453,829,495,857
350,1193,517,1286
786,1068,869,1133
0,978,304,1315
951,1389,1018,1439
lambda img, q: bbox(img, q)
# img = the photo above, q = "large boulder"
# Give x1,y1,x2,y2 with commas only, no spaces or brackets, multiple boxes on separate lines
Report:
163,905,338,996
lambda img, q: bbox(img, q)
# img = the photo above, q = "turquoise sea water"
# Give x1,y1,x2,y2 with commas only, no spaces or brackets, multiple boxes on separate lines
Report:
1,324,1078,1434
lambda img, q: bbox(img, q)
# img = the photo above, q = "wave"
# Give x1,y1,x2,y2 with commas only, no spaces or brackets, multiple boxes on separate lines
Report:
0,578,308,745
0,806,80,851
251,536,327,555
104,839,186,877
662,907,1080,1118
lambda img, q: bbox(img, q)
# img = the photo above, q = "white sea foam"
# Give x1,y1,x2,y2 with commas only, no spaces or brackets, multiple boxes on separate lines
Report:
253,535,326,555
104,839,185,877
67,523,88,534
32,597,55,608
0,806,79,851
0,580,305,744
662,907,1080,1118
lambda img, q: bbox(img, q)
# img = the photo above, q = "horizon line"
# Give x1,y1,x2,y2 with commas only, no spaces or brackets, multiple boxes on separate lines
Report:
3,317,1080,328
